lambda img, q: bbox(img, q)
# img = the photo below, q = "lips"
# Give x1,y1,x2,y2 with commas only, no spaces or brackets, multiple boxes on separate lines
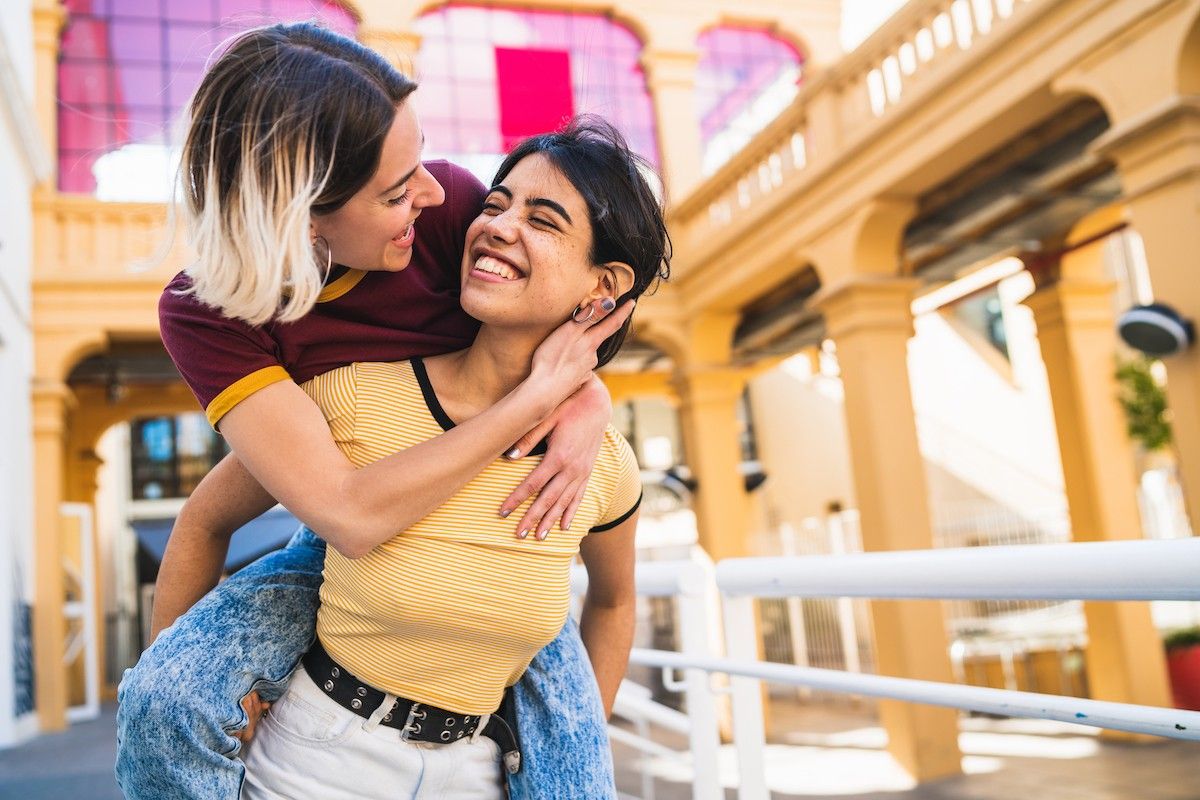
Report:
473,255,525,281
469,247,527,282
391,223,415,247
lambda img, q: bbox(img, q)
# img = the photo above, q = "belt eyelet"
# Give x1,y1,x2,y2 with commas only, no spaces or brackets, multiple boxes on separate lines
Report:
414,710,427,720
330,667,340,678
323,680,334,692
440,730,452,741
351,698,362,710
383,714,393,723
446,718,456,727
411,723,422,735
356,687,367,697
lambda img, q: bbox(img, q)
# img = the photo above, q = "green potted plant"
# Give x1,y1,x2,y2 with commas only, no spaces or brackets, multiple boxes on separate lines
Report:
1164,627,1200,711
1115,355,1172,456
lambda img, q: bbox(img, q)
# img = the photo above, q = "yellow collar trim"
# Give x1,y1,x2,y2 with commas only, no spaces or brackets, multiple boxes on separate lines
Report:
318,269,367,303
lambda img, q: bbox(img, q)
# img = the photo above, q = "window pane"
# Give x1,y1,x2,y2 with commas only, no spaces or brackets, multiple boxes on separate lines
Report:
414,4,659,183
696,27,804,174
58,0,358,195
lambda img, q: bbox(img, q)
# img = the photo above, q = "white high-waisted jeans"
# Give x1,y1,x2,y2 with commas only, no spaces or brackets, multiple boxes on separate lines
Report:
240,667,505,800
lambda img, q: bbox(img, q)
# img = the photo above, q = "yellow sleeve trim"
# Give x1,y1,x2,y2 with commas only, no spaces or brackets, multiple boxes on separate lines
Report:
205,366,292,429
317,269,367,302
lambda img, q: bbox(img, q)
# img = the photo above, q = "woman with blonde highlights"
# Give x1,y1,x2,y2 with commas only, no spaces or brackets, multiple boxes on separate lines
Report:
116,23,640,800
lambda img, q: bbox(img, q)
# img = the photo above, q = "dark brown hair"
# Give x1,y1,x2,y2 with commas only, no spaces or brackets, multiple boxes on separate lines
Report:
180,23,418,324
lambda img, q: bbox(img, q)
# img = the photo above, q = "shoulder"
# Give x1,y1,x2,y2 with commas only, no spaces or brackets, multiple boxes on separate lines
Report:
159,268,254,335
595,426,641,493
158,270,196,313
599,425,636,461
425,160,487,217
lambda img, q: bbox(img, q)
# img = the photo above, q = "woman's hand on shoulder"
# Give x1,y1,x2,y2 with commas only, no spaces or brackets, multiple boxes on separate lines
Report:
500,375,612,539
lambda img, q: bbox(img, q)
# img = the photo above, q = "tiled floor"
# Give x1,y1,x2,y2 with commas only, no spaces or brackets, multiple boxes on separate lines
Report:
612,699,1200,800
1,701,1197,799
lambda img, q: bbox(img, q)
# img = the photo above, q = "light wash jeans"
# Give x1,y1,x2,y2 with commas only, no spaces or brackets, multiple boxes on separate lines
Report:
115,527,617,800
240,668,504,800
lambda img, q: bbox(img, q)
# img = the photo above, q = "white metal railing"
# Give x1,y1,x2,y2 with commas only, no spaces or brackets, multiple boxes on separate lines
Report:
573,560,723,800
602,537,1200,800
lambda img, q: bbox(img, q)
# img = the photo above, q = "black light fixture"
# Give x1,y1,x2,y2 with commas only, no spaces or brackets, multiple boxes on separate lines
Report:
1117,303,1195,357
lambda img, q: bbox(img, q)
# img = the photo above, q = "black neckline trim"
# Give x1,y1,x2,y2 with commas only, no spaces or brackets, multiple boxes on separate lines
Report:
411,357,457,433
411,357,548,457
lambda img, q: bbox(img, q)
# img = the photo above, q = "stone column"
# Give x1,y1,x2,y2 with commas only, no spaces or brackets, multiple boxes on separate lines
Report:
673,365,750,562
31,0,66,173
1097,98,1200,525
667,312,751,562
641,47,705,202
1024,270,1172,721
31,381,71,731
815,277,962,781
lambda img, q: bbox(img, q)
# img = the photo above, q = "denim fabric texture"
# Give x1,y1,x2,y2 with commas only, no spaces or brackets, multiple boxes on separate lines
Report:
115,527,618,800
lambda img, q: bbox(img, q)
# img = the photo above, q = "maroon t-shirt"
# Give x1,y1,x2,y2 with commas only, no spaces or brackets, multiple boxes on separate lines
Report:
159,160,486,427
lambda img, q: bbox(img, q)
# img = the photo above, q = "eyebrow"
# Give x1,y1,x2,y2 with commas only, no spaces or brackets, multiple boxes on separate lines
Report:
488,185,574,225
378,134,426,197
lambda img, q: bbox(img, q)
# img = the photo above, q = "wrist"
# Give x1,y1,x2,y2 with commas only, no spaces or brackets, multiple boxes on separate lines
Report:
509,377,559,421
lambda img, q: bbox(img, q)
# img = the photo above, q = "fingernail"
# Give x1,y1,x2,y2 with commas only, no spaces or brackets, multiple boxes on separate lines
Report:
536,530,547,541
517,529,528,539
600,297,616,312
499,508,510,518
505,447,521,459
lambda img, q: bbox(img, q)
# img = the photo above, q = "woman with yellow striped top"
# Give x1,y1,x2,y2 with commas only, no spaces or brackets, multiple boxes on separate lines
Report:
237,117,669,798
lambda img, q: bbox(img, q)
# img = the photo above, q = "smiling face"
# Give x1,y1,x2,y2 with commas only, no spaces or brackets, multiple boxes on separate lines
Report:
310,101,444,273
460,153,619,330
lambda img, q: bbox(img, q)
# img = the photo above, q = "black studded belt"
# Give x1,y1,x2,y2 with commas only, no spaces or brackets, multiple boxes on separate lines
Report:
301,638,522,774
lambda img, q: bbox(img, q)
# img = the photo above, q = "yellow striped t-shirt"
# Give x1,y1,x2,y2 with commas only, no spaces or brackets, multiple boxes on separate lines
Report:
301,358,641,714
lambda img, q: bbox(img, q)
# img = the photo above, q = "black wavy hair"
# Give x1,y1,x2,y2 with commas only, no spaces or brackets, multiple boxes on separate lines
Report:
492,116,672,368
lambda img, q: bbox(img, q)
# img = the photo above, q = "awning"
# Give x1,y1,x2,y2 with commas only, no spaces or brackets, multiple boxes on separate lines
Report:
132,507,303,573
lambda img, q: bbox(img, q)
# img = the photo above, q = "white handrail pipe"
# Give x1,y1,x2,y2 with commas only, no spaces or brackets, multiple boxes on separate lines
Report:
628,649,1200,742
716,539,1200,600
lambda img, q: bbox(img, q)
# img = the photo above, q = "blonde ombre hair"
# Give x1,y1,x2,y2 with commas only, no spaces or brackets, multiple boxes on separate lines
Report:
180,23,417,326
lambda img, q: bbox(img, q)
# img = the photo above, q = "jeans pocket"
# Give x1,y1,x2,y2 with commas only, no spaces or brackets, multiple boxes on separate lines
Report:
262,674,357,749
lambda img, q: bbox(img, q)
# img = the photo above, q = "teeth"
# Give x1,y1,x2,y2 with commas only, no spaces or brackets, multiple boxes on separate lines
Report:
474,255,521,280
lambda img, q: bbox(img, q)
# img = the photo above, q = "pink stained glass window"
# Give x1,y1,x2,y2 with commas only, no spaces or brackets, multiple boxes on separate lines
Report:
412,5,659,185
695,27,803,173
494,47,575,151
57,0,357,195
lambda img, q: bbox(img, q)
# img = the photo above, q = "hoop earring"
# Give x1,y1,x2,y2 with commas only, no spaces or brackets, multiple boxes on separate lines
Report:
572,303,596,324
313,235,333,276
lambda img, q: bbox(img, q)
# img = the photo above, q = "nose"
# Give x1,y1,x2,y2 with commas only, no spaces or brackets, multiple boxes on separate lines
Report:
412,165,446,209
482,208,518,243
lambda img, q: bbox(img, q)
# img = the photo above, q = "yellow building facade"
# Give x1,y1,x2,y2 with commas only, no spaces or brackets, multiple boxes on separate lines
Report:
5,0,1198,784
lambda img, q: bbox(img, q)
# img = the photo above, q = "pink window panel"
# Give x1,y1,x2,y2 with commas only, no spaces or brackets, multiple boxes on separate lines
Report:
57,0,357,194
494,48,575,151
413,4,659,181
696,26,803,145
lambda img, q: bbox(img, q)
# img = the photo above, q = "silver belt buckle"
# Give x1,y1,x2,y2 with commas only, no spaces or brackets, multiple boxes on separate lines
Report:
399,702,424,741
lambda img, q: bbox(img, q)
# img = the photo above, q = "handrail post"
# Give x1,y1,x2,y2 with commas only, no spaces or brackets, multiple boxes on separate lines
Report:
676,562,723,800
722,594,768,800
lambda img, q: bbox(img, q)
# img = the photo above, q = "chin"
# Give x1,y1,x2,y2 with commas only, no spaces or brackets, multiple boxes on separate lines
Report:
381,250,414,272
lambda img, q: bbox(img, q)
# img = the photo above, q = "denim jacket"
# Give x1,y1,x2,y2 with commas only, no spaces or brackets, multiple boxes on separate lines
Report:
116,527,617,799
